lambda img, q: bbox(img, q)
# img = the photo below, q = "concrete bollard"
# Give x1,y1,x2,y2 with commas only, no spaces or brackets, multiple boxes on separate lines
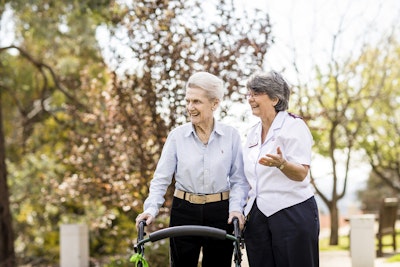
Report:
60,224,89,267
350,214,375,267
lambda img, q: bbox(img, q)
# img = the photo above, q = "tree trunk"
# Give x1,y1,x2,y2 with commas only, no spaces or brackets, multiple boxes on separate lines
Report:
0,93,16,267
329,201,340,245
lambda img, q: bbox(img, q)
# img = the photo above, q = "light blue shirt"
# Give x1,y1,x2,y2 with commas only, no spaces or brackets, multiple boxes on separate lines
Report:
143,121,250,217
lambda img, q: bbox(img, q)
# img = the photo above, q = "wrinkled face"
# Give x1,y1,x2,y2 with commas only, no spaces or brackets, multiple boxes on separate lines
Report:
185,87,217,126
247,90,278,118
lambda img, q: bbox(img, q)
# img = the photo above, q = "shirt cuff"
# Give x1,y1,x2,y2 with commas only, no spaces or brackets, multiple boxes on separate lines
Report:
143,207,159,218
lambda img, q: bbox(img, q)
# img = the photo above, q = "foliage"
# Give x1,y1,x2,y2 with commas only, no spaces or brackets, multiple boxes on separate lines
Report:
356,37,400,193
1,0,272,265
294,26,400,245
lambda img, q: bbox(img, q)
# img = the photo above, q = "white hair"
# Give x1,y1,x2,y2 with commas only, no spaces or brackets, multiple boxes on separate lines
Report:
186,72,224,100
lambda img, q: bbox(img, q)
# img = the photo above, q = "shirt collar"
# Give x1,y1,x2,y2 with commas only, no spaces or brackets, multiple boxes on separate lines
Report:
251,111,287,146
183,119,224,137
271,111,286,130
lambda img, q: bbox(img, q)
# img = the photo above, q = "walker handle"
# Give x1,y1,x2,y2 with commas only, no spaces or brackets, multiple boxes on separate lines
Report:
138,220,146,241
148,225,227,242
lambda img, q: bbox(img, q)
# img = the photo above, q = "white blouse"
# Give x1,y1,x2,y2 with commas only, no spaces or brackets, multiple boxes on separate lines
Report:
243,111,314,217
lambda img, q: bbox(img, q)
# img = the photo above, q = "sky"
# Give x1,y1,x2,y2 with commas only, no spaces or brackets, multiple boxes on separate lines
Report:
238,0,400,83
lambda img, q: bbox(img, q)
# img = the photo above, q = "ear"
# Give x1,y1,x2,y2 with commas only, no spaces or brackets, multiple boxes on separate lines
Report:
272,97,279,107
212,99,220,110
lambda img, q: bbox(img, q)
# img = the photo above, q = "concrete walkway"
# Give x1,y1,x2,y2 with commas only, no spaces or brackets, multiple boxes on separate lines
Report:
230,218,400,266
233,249,400,267
320,250,400,267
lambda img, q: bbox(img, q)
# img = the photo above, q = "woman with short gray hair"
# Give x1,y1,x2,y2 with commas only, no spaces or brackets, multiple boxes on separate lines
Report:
243,70,319,267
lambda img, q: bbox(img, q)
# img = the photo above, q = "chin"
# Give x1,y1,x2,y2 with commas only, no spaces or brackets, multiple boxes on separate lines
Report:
190,118,199,124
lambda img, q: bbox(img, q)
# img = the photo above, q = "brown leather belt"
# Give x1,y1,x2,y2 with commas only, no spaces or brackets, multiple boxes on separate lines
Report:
174,189,229,204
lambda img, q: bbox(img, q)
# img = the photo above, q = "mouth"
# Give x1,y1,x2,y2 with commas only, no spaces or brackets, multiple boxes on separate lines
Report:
250,105,259,109
189,112,200,118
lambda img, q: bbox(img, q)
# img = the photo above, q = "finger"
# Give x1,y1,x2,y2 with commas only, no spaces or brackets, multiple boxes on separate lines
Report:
238,216,245,230
135,214,144,223
146,216,154,226
227,213,236,224
277,146,282,156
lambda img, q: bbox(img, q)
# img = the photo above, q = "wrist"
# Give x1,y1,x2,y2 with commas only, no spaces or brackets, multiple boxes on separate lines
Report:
278,159,286,170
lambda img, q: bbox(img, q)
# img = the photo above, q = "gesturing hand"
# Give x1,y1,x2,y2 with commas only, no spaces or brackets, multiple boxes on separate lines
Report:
258,146,285,168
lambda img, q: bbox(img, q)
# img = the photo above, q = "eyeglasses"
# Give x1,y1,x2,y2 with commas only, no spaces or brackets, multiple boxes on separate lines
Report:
246,91,266,99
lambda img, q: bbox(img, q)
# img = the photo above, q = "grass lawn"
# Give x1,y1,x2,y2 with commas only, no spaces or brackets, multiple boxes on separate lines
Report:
319,235,350,251
319,233,400,262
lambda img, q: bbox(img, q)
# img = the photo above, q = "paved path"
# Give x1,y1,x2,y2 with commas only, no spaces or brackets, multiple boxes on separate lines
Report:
233,248,400,267
320,250,400,267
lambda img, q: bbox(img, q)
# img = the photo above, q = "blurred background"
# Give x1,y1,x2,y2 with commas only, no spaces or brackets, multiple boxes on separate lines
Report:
0,0,399,266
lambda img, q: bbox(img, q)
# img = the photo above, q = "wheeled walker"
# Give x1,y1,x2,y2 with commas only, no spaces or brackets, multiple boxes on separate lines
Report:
130,217,243,267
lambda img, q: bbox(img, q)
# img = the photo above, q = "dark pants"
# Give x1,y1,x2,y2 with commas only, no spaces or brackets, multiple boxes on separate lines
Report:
169,197,234,267
244,197,320,267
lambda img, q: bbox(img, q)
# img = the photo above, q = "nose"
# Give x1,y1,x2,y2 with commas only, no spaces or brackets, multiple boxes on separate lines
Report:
187,102,194,110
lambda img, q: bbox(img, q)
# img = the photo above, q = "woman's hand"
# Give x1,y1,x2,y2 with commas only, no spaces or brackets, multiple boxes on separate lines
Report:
258,146,285,167
135,213,154,231
259,146,309,181
228,211,245,230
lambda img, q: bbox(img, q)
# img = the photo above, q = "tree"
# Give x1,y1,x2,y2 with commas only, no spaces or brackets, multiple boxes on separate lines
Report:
0,90,15,267
291,30,396,246
358,37,400,194
59,0,273,261
0,1,112,265
1,0,273,264
282,1,400,245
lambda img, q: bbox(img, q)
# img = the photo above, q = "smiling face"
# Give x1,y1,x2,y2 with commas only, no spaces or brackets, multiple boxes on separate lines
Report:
185,87,218,126
247,90,278,119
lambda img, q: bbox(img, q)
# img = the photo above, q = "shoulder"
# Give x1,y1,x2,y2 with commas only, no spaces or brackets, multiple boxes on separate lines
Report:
246,121,260,133
287,112,303,119
169,122,192,137
283,112,308,127
215,121,240,135
281,112,312,140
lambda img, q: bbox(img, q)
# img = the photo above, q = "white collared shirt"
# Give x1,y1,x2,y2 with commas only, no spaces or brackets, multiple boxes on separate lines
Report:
243,111,314,217
143,121,250,217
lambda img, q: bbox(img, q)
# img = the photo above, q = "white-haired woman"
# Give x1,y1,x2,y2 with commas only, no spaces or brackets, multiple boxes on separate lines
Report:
136,72,249,267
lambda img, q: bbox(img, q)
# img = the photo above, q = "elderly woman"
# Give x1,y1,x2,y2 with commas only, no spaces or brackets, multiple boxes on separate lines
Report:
136,72,249,267
242,71,319,267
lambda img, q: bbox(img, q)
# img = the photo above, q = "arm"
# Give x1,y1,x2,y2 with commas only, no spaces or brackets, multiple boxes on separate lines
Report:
259,146,309,181
228,131,250,229
259,119,313,182
135,132,177,229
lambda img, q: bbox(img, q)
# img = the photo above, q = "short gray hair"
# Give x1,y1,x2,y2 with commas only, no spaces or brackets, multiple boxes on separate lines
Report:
246,70,290,111
186,72,224,100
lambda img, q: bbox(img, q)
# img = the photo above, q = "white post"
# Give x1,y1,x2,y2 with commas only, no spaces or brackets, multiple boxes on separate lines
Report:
60,224,89,267
350,214,375,267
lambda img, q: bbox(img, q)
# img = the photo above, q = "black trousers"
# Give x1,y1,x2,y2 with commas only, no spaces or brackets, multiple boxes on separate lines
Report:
169,197,233,267
244,197,320,267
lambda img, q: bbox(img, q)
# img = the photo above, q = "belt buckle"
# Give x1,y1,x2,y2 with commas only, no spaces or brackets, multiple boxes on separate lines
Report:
189,194,207,204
